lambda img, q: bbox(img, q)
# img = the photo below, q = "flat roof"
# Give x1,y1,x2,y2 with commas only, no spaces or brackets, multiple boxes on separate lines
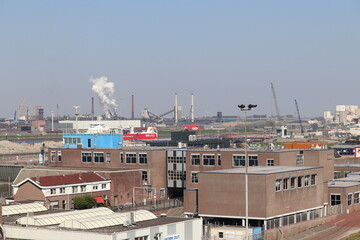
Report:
334,176,360,182
200,166,322,175
329,181,360,188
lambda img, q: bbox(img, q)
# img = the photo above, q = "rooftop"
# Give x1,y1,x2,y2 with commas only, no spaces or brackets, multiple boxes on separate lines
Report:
201,166,322,175
328,181,360,188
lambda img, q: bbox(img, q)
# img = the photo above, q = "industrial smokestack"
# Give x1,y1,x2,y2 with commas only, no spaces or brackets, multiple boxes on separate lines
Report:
91,97,94,121
131,94,134,120
191,93,194,123
175,93,178,124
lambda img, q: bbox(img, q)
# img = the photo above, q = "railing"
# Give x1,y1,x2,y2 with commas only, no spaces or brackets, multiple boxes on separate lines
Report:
113,198,183,212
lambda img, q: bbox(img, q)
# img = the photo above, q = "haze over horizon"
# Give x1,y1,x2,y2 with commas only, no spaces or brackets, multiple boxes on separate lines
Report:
0,1,359,119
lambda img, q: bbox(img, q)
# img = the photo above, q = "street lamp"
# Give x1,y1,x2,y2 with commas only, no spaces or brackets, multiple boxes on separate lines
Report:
238,104,257,240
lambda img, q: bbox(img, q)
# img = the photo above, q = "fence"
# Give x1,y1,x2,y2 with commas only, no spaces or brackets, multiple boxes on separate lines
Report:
113,198,183,212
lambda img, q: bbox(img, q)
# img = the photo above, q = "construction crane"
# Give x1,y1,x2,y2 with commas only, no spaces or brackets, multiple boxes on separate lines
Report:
271,83,281,121
295,99,304,134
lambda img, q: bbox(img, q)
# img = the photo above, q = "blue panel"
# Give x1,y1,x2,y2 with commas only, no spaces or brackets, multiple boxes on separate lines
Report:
63,134,123,149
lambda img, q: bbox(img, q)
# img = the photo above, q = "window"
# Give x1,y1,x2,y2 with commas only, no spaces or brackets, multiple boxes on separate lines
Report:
192,172,199,183
93,185,98,190
331,194,341,206
191,154,200,165
64,137,81,144
355,192,360,204
135,236,148,240
160,188,165,198
283,178,289,190
249,155,258,166
267,159,274,166
217,154,221,166
102,183,107,189
51,151,56,162
80,185,86,192
120,152,124,163
72,186,78,193
139,153,148,164
233,155,245,167
142,171,148,181
304,175,310,187
57,151,62,161
148,190,153,199
276,179,281,191
59,187,65,194
219,232,224,239
50,188,56,195
167,170,185,181
296,151,304,167
311,174,316,185
106,153,111,163
82,152,92,163
291,177,296,189
298,176,303,188
348,193,353,205
203,154,215,165
126,153,137,164
94,152,104,163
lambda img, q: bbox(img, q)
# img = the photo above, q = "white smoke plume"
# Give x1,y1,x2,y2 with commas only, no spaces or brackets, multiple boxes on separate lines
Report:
90,76,117,118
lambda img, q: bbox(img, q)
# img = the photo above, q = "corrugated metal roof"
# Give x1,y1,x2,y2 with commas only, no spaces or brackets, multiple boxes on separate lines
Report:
2,202,47,216
59,210,157,230
16,207,113,226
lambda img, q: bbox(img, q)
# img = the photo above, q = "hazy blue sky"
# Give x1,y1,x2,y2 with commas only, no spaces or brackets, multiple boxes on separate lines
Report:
0,1,359,119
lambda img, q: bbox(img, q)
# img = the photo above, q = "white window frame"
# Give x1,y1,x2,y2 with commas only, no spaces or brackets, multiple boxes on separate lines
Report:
191,154,200,166
203,154,215,166
191,171,199,184
139,153,148,164
125,152,137,164
233,154,245,167
276,179,281,192
81,152,92,163
331,194,341,206
348,193,353,206
267,159,274,166
160,188,165,198
51,151,56,162
94,152,105,163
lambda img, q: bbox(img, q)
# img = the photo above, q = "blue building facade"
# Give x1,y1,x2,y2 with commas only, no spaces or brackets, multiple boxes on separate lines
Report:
63,134,123,149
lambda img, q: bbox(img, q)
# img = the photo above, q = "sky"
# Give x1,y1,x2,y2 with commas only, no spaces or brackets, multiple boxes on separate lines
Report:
0,1,359,119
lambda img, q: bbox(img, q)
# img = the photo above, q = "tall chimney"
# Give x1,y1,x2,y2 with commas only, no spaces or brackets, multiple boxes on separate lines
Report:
91,97,94,121
191,93,194,123
131,94,135,120
175,93,178,124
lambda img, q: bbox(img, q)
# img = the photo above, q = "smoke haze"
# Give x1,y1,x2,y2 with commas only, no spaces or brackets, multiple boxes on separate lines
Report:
90,76,117,117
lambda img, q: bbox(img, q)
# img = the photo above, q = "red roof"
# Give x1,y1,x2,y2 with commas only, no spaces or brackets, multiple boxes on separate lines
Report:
30,172,107,187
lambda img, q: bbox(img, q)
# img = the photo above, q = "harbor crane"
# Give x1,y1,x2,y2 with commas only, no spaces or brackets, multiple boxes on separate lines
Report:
295,99,304,134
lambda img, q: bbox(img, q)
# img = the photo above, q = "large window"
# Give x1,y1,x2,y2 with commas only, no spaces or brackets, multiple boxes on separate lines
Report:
298,176,303,188
51,151,56,162
192,172,199,183
249,155,258,166
233,155,245,167
283,178,289,190
304,175,310,187
139,153,148,164
267,159,274,166
331,194,341,206
348,193,353,206
106,153,111,163
203,155,215,166
276,179,281,191
311,174,316,185
126,153,137,164
355,192,360,204
291,177,296,189
168,170,185,181
82,152,92,163
64,137,81,145
191,154,200,165
94,152,104,163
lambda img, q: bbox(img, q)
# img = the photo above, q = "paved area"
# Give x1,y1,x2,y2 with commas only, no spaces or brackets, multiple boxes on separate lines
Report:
288,211,360,240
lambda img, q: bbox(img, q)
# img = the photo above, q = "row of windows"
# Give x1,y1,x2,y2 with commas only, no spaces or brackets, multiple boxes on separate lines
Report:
80,152,148,164
168,170,186,180
50,151,62,162
167,156,186,163
191,154,222,166
331,192,360,206
64,137,81,144
276,174,316,192
50,183,107,195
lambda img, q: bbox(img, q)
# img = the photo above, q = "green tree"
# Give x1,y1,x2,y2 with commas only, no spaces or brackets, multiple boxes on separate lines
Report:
73,195,97,210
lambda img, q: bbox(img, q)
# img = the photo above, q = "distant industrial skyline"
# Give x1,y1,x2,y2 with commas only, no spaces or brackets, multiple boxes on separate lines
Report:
1,1,359,118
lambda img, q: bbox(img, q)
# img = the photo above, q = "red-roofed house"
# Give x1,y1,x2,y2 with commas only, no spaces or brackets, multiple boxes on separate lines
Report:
13,172,111,210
